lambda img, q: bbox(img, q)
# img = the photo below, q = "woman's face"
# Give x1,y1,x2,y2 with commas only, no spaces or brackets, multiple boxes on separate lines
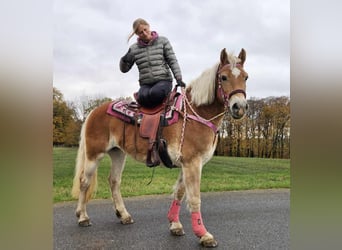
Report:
136,24,152,42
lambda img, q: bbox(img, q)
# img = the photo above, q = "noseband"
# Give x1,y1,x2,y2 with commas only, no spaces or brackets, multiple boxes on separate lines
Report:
216,63,246,107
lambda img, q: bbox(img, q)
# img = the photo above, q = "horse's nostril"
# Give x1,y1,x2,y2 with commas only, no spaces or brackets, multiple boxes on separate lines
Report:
232,103,239,111
245,104,249,110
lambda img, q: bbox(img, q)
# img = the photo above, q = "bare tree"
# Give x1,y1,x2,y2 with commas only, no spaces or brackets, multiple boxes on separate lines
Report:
217,96,290,159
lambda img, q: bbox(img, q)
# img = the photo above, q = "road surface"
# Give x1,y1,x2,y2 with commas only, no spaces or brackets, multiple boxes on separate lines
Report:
54,189,289,249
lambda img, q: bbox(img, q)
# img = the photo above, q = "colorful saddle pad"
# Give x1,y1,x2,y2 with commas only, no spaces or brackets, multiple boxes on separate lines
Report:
106,93,183,127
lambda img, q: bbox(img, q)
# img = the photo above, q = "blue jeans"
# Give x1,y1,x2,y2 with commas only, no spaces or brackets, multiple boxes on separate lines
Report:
137,81,172,108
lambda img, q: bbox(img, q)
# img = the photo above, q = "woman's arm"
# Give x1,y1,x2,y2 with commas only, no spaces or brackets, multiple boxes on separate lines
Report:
163,38,182,80
119,49,135,73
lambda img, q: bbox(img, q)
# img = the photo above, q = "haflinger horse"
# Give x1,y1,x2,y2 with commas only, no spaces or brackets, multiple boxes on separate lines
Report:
71,48,248,247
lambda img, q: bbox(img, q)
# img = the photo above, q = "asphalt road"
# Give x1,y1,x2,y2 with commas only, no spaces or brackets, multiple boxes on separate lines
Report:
54,189,289,250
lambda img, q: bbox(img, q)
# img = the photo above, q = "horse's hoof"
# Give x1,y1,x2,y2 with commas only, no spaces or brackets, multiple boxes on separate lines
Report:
170,228,185,236
120,217,134,225
200,233,218,248
78,219,92,227
169,221,185,236
200,239,218,248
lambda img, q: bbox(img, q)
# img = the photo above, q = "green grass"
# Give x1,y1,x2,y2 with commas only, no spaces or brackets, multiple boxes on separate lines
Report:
53,147,290,203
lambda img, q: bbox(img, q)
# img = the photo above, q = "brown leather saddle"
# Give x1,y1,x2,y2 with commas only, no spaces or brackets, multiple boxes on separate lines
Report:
107,88,181,168
138,90,178,168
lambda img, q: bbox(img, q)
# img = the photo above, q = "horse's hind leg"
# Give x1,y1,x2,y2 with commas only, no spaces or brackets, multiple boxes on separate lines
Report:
75,156,101,227
168,171,186,236
108,148,134,224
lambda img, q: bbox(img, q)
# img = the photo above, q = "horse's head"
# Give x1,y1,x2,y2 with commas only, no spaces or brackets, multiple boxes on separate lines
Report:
216,48,248,119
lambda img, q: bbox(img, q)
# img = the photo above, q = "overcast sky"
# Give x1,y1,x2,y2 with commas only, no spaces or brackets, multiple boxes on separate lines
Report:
53,0,289,101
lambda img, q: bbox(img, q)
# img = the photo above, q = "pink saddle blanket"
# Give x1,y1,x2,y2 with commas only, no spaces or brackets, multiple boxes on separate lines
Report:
106,94,183,126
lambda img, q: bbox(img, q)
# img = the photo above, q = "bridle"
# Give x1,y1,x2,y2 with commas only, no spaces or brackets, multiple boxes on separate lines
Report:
216,63,246,108
175,63,247,161
176,63,247,135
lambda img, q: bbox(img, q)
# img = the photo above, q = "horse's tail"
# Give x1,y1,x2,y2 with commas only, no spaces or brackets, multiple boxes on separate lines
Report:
71,112,98,201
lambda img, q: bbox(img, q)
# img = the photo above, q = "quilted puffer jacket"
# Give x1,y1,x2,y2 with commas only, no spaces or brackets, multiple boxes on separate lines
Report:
120,32,182,85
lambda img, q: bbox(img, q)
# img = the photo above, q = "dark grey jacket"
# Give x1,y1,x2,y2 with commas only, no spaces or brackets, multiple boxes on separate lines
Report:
120,36,182,85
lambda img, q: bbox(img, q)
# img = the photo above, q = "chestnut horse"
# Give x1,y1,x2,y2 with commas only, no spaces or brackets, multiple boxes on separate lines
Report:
71,48,248,247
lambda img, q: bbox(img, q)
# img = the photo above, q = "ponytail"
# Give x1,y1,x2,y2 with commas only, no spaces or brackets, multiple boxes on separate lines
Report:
127,18,149,43
127,31,135,43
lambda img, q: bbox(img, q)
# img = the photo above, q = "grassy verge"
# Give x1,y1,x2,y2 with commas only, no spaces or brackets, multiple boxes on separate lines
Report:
53,147,290,203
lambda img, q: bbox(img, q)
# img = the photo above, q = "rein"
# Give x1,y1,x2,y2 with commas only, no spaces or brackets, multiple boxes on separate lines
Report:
183,95,222,133
175,88,224,162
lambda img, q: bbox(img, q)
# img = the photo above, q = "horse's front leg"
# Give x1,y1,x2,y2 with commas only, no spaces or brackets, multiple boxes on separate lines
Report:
183,160,218,248
168,171,185,236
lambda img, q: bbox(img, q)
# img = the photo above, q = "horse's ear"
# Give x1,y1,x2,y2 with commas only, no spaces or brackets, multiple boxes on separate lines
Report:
238,48,246,66
220,48,229,65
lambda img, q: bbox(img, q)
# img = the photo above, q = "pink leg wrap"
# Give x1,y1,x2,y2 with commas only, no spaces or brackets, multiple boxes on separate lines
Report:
191,211,207,237
167,200,181,222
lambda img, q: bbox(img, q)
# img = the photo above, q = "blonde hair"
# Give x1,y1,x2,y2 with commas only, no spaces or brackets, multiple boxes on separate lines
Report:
127,18,150,42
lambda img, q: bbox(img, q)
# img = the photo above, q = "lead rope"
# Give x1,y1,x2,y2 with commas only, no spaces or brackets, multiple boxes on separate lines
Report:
176,88,187,162
146,167,155,185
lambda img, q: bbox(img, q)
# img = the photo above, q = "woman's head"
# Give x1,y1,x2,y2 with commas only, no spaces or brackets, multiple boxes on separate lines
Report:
128,18,152,42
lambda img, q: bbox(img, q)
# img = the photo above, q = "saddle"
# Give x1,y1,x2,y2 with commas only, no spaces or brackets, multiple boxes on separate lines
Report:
106,88,182,168
140,103,168,167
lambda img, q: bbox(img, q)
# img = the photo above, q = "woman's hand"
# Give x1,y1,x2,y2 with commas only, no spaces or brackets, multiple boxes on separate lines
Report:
176,79,186,88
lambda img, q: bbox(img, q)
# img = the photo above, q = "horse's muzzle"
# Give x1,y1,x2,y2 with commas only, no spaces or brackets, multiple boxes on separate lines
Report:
230,98,248,119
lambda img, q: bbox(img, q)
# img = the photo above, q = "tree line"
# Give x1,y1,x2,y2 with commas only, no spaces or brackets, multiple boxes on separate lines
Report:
53,87,290,159
216,96,290,158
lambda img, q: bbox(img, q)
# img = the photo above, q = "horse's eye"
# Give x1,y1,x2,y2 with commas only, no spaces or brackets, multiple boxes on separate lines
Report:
245,75,248,81
221,75,228,81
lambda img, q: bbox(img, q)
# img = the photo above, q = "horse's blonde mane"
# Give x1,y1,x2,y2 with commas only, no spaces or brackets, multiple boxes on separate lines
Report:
187,63,220,107
187,52,241,107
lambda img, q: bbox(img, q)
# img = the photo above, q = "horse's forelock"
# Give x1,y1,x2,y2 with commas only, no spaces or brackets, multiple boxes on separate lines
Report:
228,53,241,78
228,53,241,69
187,63,219,106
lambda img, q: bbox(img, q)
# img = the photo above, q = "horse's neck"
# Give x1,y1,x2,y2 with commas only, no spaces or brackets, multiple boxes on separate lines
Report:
185,89,225,124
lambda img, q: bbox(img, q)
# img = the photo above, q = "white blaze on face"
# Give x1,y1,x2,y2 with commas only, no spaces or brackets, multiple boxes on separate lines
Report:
232,67,241,78
227,53,241,78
